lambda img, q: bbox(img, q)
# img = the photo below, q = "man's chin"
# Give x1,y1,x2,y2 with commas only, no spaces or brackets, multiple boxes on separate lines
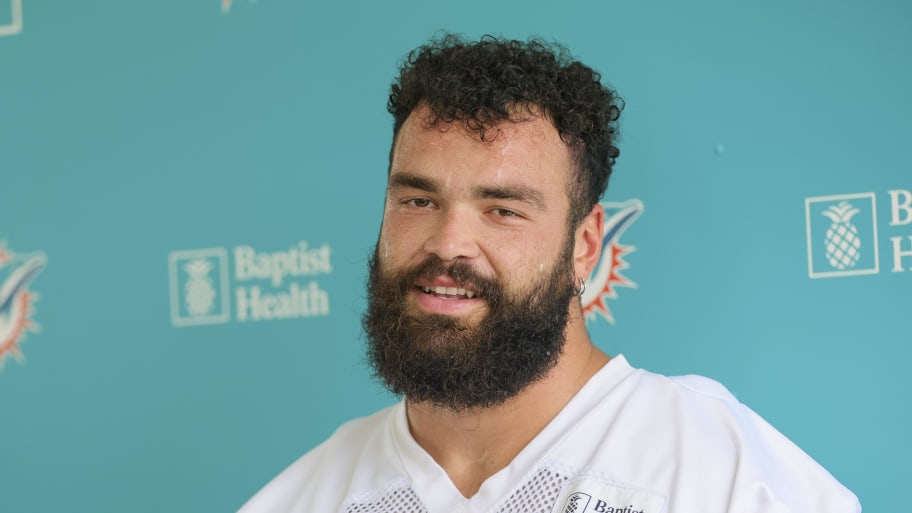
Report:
404,312,486,337
399,308,490,351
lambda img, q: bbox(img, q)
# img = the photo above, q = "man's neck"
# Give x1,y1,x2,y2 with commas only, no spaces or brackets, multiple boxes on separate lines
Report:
404,312,610,498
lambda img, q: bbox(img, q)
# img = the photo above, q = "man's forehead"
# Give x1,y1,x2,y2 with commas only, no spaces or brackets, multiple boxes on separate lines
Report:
392,108,568,165
388,108,576,211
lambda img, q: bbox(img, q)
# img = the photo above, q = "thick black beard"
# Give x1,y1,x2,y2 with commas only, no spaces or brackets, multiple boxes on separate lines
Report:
363,241,576,411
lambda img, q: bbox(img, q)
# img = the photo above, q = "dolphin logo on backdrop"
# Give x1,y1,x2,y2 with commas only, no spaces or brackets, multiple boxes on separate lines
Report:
0,243,47,368
582,199,643,324
221,0,257,13
0,0,23,37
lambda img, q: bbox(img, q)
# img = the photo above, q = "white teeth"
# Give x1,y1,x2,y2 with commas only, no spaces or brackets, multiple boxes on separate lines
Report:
421,285,477,298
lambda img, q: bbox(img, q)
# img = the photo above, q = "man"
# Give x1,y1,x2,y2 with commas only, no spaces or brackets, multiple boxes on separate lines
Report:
239,35,861,513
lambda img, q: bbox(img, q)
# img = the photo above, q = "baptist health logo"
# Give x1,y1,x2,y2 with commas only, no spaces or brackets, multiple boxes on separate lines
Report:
557,478,661,513
806,190,912,279
169,241,331,327
0,0,23,37
561,493,644,513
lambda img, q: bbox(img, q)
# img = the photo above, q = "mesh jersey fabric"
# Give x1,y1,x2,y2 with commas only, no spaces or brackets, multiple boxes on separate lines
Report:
237,355,861,513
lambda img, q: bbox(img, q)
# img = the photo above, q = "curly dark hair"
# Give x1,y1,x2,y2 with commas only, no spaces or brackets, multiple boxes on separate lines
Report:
388,34,623,226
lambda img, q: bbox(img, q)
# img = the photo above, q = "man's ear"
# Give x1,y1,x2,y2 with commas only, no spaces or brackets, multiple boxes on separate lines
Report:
573,203,604,279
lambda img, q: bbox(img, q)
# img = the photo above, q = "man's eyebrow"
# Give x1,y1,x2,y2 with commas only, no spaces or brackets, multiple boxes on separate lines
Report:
388,172,438,193
388,172,547,210
475,185,547,210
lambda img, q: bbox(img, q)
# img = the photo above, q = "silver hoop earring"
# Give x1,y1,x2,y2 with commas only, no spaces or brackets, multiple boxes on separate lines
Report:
575,277,586,296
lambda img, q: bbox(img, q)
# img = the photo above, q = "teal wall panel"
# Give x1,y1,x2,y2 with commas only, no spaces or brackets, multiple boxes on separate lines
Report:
2,1,909,510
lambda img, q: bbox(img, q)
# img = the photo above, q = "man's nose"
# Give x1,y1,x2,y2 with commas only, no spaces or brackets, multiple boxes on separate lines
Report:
423,206,481,262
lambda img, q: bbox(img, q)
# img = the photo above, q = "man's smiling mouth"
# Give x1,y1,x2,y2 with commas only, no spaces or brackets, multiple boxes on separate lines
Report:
419,286,477,299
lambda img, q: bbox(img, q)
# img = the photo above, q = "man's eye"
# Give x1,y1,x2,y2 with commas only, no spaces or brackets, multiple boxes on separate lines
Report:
407,198,433,208
493,208,520,218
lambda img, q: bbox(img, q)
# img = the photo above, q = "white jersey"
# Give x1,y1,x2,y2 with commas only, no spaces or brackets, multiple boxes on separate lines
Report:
238,355,861,513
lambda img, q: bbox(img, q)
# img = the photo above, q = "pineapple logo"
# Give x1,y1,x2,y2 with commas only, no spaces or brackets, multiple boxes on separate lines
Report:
562,492,592,513
822,201,862,270
183,259,217,316
0,0,23,37
169,248,230,326
806,193,880,279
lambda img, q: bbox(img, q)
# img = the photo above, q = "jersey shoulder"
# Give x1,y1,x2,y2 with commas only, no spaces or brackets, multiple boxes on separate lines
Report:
237,403,401,513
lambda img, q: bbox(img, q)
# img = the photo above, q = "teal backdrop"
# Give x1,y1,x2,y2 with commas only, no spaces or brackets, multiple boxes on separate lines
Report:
2,1,909,511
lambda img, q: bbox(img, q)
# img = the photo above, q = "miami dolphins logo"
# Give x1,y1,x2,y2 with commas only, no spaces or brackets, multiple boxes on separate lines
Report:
221,0,256,13
582,199,643,324
0,243,47,368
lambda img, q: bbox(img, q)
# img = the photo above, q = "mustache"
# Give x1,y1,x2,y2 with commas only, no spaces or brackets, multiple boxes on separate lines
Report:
383,255,502,303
